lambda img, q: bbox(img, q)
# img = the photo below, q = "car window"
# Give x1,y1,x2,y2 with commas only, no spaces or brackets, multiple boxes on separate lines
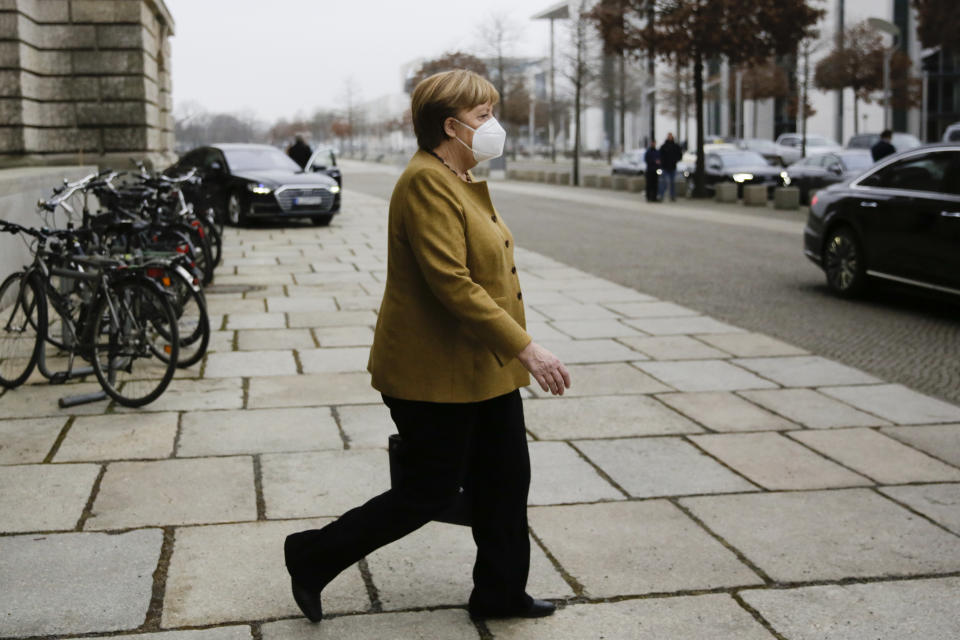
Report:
840,153,873,171
859,151,956,193
224,147,302,172
949,129,960,142
719,151,767,168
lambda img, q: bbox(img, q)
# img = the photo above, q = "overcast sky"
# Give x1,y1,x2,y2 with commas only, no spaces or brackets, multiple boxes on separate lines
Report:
165,0,561,123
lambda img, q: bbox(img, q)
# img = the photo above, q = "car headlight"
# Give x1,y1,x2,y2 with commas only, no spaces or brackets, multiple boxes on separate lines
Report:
656,169,662,175
247,183,272,195
329,185,340,194
732,173,754,183
780,171,791,186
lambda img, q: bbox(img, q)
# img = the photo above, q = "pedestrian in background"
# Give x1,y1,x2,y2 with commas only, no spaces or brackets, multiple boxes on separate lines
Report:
871,130,896,163
644,139,660,202
286,135,313,169
283,70,570,625
658,133,682,202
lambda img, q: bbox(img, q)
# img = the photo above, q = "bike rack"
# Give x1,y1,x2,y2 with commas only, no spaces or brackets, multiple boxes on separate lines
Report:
35,341,107,408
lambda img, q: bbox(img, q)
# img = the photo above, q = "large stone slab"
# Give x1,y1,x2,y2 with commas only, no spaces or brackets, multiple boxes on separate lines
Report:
681,489,960,582
0,529,162,637
178,407,343,457
529,501,762,597
881,424,960,467
336,403,393,448
224,312,287,330
265,296,338,312
487,593,775,640
162,519,369,627
560,363,670,397
879,484,960,535
789,428,960,484
88,457,256,529
635,360,778,392
624,316,745,335
364,521,573,611
313,325,375,347
742,577,960,640
286,310,377,329
248,373,380,408
531,303,620,321
739,388,890,429
204,350,297,378
299,347,370,373
732,356,880,387
91,628,253,640
820,384,960,425
0,381,108,418
576,437,758,497
602,301,700,318
262,610,479,640
694,332,807,358
0,463,100,533
657,392,796,432
115,377,244,413
260,449,389,519
524,394,702,440
237,328,316,351
563,286,655,304
538,339,646,364
689,432,871,490
529,441,623,504
549,319,644,339
55,412,178,462
619,335,729,360
0,417,65,464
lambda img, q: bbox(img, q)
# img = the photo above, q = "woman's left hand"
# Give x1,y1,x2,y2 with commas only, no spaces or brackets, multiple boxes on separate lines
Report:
517,341,572,396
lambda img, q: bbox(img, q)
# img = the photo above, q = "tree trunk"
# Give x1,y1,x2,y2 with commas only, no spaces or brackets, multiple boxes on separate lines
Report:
693,53,707,198
574,77,581,186
752,98,759,138
853,93,859,134
619,51,626,153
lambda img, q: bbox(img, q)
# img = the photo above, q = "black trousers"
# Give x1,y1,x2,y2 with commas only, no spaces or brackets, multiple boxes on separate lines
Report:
645,169,659,201
284,389,532,612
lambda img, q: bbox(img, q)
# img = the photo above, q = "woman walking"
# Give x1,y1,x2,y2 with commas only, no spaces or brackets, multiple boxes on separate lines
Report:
283,70,571,623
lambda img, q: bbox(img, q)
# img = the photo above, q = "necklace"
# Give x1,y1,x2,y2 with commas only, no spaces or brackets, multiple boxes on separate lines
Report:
427,149,471,183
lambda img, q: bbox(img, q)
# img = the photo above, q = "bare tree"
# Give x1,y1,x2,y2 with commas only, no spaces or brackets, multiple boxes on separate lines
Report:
408,51,489,90
563,0,599,185
475,13,524,147
660,62,694,145
340,78,361,154
734,60,789,139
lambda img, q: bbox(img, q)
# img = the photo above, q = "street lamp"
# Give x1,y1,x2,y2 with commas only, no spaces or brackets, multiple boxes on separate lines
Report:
867,17,900,130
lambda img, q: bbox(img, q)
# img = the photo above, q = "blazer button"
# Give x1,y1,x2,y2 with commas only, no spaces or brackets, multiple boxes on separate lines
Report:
505,240,510,247
517,292,522,300
491,215,497,222
511,266,516,274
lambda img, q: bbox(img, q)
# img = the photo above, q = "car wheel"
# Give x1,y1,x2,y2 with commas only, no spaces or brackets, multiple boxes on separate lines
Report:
227,192,246,227
311,214,333,227
823,226,866,297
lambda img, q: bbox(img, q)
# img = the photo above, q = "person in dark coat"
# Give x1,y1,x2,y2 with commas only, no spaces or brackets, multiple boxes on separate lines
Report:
871,130,896,163
643,140,660,202
287,135,313,169
658,133,683,201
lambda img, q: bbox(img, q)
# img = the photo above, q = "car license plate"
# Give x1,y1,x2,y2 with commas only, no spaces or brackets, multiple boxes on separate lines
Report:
294,196,323,205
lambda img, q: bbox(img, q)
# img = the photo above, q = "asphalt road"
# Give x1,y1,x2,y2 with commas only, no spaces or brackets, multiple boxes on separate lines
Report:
342,161,960,406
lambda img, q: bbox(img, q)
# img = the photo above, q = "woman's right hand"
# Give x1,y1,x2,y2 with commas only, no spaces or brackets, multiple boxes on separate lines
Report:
517,341,571,396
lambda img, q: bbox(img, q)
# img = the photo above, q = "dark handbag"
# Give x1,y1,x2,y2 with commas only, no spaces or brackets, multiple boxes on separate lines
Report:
387,434,472,526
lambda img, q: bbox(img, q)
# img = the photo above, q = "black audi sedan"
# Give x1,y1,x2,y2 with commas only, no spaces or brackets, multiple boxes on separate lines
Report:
782,150,874,204
803,144,960,298
704,149,784,197
167,144,341,226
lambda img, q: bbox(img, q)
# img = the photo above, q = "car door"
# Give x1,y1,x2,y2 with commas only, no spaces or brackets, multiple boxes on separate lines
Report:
854,150,958,285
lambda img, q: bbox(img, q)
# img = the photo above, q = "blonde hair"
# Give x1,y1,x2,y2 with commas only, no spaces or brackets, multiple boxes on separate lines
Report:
410,70,500,150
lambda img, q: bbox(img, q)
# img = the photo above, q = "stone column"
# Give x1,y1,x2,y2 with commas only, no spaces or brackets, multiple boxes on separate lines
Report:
0,0,175,169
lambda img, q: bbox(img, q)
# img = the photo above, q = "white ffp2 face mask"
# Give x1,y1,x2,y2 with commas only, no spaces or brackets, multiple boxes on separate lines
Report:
453,117,506,163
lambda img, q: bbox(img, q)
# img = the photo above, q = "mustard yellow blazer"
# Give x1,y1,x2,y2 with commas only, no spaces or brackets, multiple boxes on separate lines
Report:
368,150,532,402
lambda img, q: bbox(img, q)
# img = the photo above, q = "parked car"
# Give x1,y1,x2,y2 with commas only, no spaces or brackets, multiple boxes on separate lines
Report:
782,150,874,204
739,138,784,165
942,123,960,142
846,132,922,153
166,144,341,227
677,143,737,178
612,149,646,175
774,134,842,165
703,149,784,197
803,144,960,297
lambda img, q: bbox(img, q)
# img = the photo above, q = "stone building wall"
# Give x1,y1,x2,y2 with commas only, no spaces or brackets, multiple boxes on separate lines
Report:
0,0,175,169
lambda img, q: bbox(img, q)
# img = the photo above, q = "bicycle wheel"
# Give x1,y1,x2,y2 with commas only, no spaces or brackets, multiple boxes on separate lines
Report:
0,272,46,388
90,279,178,407
159,268,210,368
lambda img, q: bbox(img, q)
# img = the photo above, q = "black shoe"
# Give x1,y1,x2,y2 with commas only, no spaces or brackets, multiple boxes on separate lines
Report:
290,577,323,623
469,598,556,620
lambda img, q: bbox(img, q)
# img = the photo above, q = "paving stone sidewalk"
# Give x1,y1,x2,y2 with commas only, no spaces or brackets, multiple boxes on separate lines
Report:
2,190,960,640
